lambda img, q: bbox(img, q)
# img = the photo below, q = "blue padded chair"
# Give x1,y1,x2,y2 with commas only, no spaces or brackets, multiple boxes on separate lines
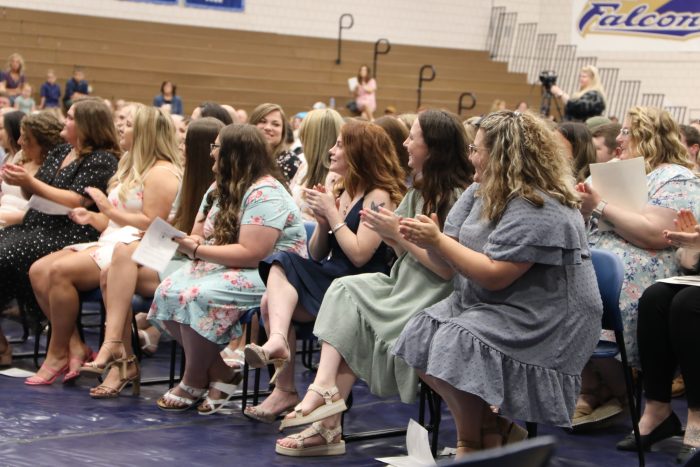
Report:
440,435,556,467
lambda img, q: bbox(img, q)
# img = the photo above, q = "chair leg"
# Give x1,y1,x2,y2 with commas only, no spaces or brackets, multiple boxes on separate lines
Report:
429,392,442,457
617,331,645,467
131,313,142,361
526,422,538,438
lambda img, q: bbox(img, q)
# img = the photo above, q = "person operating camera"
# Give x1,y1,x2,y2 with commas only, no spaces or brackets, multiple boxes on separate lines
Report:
550,65,606,122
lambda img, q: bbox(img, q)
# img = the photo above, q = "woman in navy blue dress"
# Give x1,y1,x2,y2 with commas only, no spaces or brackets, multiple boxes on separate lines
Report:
244,121,406,422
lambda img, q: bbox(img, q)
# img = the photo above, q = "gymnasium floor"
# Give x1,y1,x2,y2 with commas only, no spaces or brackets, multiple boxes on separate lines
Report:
0,318,687,466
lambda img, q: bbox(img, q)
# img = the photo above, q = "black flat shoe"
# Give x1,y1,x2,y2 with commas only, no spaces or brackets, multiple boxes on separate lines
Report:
677,444,699,465
616,411,683,452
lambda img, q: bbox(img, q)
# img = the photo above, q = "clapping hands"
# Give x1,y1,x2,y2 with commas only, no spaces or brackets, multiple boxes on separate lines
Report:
664,209,700,250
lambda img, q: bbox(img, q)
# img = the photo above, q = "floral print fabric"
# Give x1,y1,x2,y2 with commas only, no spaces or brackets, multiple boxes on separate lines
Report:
148,176,306,344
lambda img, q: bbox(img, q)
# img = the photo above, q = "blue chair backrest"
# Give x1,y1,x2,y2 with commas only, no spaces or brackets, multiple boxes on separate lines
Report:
303,221,316,255
591,249,624,333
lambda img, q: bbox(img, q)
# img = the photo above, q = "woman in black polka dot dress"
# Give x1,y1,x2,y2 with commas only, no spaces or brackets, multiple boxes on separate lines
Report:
0,98,119,364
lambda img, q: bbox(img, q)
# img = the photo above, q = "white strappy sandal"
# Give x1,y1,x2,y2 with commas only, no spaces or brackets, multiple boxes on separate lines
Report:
275,421,345,457
156,382,206,412
197,374,243,416
279,384,347,431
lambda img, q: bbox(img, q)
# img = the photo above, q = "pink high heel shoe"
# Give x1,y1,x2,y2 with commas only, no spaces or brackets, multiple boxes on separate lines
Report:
63,347,98,384
25,363,69,385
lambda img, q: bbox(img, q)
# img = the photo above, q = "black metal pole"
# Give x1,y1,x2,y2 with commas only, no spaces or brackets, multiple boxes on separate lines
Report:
457,92,477,115
416,65,436,110
335,13,354,65
372,38,391,79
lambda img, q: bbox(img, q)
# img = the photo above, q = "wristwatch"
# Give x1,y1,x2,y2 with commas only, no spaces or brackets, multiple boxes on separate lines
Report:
591,200,608,220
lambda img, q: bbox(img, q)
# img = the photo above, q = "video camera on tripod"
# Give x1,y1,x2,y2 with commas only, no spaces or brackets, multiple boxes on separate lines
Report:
539,70,560,118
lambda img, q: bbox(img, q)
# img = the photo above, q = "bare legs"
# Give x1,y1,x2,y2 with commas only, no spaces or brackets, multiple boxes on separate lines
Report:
29,249,100,379
247,264,313,416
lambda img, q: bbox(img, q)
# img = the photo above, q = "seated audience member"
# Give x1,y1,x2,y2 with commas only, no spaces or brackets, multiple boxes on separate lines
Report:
63,66,90,111
615,209,700,463
0,110,25,164
397,113,417,132
516,101,529,112
288,109,343,221
14,83,36,114
221,105,239,125
463,116,480,142
0,112,64,226
0,92,10,109
83,118,222,397
170,114,188,160
40,69,61,109
149,124,306,413
585,115,612,132
551,65,606,122
489,99,507,113
680,124,700,171
190,102,233,125
243,121,406,422
250,103,302,184
557,122,597,182
236,108,248,124
392,110,602,459
374,116,410,181
26,106,181,386
573,106,700,426
591,122,621,163
153,81,183,116
274,110,474,456
0,98,119,366
0,53,26,104
691,119,700,133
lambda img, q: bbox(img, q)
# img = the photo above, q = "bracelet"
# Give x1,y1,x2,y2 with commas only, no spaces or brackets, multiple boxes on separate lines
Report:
331,222,347,234
192,244,200,260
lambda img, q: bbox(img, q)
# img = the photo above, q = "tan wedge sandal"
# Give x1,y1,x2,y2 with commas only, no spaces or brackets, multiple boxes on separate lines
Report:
275,421,345,457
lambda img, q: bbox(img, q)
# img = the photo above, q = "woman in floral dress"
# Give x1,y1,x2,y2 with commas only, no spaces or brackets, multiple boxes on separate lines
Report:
149,124,306,414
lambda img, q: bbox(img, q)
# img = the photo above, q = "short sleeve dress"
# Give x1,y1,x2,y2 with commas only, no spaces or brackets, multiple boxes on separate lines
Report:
148,176,307,345
589,163,700,367
355,78,377,113
393,186,603,427
0,144,118,320
313,188,462,403
259,195,391,317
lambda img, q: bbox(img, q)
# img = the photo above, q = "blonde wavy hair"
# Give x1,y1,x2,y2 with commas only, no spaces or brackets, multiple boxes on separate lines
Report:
572,65,606,101
477,110,580,221
299,108,344,189
110,106,182,202
626,106,692,172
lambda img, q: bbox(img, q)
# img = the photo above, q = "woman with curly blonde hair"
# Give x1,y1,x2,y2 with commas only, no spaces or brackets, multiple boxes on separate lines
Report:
573,106,700,431
393,110,602,459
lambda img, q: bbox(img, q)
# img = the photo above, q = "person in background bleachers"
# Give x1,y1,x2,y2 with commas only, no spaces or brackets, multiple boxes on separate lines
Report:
63,66,90,111
153,81,183,116
591,122,621,163
573,106,700,428
14,83,36,115
557,122,597,183
680,124,700,171
0,53,26,105
244,121,405,424
149,124,306,413
40,69,61,109
516,101,529,112
352,65,377,121
551,65,606,122
274,110,474,457
250,103,301,184
489,99,506,113
0,112,63,227
0,98,119,368
392,110,601,459
0,92,10,110
26,106,181,387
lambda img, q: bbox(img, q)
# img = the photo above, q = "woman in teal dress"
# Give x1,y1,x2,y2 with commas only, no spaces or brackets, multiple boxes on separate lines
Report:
274,110,474,457
148,124,306,413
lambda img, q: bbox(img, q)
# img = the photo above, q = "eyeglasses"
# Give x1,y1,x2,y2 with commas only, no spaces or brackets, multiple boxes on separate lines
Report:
619,128,630,136
210,143,220,152
468,144,487,154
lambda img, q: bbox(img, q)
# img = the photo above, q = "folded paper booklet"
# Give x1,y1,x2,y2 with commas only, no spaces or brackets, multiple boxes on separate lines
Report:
657,275,700,287
131,217,186,274
589,157,647,231
26,195,72,215
376,419,437,467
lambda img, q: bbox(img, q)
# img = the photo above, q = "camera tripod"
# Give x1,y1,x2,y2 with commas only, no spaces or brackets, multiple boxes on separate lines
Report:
540,87,563,120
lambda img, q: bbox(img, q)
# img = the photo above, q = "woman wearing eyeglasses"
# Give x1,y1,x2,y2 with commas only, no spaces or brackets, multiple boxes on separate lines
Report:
572,106,700,430
391,110,602,459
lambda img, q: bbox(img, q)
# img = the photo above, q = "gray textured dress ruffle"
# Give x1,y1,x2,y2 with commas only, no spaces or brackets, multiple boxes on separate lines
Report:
392,185,603,427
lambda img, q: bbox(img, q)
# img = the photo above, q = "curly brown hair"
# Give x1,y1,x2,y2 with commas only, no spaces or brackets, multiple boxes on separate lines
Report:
20,111,64,162
204,124,286,245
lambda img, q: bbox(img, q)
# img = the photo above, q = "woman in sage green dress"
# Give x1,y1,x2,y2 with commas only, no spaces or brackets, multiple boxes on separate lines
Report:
274,109,474,457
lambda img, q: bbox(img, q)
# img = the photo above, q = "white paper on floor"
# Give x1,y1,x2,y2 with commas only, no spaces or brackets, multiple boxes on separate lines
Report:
376,419,437,467
0,367,36,378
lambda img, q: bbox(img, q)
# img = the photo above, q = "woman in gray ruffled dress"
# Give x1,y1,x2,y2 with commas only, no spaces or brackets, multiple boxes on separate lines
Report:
393,110,603,459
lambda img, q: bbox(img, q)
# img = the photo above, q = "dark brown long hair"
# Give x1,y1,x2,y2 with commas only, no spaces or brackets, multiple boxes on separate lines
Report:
204,124,285,245
558,122,596,182
172,117,224,233
374,116,410,176
73,97,121,158
416,110,474,227
339,120,406,207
